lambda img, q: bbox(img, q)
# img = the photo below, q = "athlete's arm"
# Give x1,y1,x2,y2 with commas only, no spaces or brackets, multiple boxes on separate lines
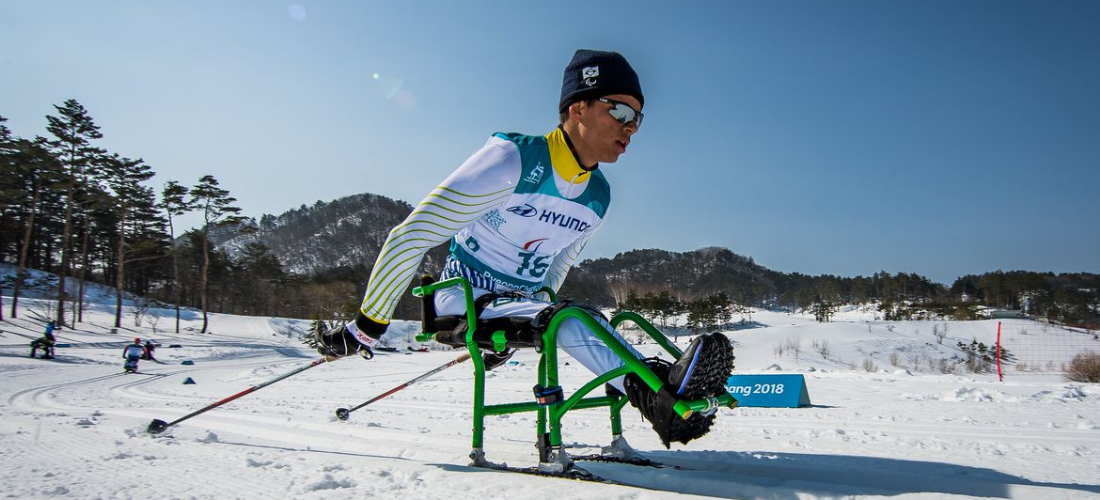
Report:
357,137,521,328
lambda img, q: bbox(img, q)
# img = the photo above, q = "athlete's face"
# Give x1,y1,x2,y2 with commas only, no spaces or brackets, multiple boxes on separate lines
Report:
573,93,641,165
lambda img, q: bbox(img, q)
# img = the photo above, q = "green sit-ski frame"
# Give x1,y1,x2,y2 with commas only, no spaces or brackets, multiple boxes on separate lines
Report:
412,276,737,473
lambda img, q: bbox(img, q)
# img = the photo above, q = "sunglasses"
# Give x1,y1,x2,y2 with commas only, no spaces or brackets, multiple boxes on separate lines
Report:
597,98,644,128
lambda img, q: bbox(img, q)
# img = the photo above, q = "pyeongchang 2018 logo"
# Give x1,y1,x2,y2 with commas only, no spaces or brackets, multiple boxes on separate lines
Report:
506,204,538,218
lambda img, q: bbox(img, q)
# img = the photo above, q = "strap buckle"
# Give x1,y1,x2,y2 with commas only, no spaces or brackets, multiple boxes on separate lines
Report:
533,385,564,406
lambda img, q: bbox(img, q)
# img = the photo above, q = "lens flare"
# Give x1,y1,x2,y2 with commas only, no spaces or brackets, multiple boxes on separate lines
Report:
395,90,417,110
371,73,403,99
368,71,415,109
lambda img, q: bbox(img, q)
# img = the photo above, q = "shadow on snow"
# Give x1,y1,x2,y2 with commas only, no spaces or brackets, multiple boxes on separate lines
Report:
579,449,1100,499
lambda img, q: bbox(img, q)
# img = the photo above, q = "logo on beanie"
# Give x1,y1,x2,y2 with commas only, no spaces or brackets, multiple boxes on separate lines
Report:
582,66,599,87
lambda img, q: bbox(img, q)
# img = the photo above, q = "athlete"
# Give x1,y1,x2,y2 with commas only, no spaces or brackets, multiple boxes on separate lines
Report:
123,338,144,373
315,49,733,447
29,321,57,359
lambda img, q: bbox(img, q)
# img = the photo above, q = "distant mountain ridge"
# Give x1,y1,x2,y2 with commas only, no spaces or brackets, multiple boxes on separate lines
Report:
217,193,448,278
560,247,779,306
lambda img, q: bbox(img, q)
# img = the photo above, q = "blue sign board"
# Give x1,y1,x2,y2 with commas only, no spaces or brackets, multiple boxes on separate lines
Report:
725,374,811,408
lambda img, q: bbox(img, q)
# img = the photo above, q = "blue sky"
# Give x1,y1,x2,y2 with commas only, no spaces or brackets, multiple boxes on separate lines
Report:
2,1,1098,285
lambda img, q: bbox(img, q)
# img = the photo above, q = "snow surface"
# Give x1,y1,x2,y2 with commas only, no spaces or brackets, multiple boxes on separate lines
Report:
2,274,1099,499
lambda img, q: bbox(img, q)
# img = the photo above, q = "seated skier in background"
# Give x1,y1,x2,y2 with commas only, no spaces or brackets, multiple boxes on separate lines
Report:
315,49,733,447
142,339,157,361
123,338,144,373
30,321,58,359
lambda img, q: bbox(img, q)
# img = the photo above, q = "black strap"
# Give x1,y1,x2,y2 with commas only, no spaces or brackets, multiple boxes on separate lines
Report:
472,293,500,316
470,291,531,322
531,299,573,331
531,299,607,332
420,274,440,333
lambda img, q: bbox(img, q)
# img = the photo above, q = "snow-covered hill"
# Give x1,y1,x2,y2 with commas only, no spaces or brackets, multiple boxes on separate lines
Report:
2,274,1099,499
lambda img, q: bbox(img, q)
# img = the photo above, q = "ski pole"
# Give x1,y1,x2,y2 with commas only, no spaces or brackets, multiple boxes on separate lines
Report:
335,352,472,421
147,356,331,434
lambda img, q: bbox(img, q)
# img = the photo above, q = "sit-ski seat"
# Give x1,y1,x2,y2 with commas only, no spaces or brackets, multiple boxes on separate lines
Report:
419,275,543,350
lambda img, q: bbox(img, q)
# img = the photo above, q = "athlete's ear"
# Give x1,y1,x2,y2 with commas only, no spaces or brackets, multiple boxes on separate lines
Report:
568,101,586,121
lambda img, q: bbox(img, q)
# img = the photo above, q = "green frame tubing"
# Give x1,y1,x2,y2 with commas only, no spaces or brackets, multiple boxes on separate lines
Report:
412,277,737,459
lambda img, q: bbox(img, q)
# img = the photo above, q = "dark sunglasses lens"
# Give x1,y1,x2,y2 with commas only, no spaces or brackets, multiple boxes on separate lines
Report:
609,104,640,126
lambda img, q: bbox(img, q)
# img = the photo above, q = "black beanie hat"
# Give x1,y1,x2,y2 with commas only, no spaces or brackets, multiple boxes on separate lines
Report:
559,49,644,113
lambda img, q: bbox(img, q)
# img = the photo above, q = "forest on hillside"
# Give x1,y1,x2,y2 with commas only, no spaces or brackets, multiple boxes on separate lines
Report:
560,248,1100,330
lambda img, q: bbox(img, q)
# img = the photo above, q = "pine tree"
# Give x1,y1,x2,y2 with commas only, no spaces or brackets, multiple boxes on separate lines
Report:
711,291,733,328
0,116,14,321
650,290,677,328
812,295,836,323
104,155,156,328
71,157,113,324
45,99,106,326
161,180,192,333
3,136,62,319
237,242,287,316
190,175,244,333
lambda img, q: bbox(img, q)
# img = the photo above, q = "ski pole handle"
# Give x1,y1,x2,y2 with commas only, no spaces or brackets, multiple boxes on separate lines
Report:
335,352,472,421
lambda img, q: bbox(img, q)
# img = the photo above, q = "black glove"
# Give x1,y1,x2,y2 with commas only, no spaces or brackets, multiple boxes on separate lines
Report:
313,311,386,360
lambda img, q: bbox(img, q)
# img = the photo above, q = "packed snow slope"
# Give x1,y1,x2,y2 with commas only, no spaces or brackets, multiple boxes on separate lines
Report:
1,283,1098,499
